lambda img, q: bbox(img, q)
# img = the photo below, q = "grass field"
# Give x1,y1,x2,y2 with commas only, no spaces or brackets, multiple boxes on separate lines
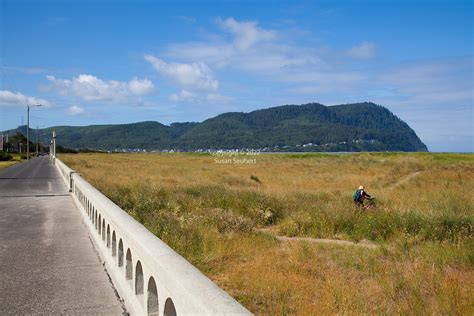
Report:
60,152,473,315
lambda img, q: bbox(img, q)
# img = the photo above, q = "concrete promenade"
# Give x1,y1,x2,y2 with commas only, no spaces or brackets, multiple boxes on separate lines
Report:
0,157,124,314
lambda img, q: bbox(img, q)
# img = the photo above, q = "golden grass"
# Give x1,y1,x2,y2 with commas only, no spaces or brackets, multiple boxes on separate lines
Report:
60,152,474,315
0,161,17,169
0,154,23,169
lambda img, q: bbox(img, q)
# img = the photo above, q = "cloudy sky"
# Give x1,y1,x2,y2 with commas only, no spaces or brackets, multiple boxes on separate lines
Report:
0,0,472,152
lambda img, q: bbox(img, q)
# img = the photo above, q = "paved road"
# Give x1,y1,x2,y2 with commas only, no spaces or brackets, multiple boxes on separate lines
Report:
0,157,124,314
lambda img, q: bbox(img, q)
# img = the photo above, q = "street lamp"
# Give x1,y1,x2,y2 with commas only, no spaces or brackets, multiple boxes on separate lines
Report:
27,104,42,161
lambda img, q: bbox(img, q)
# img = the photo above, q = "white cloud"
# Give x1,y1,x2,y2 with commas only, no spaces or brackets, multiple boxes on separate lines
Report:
378,58,473,104
145,55,218,91
0,90,50,107
206,93,233,104
67,105,85,116
165,17,349,85
128,77,155,95
166,18,290,70
217,17,276,50
168,90,232,104
347,42,376,59
165,18,276,69
159,17,378,110
169,90,196,102
46,74,154,102
367,57,474,152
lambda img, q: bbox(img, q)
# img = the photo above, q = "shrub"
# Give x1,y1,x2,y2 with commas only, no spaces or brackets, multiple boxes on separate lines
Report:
0,151,12,161
280,208,473,243
429,214,472,242
207,208,254,233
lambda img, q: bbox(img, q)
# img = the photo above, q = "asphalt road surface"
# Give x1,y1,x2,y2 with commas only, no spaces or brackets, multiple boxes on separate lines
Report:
0,157,124,314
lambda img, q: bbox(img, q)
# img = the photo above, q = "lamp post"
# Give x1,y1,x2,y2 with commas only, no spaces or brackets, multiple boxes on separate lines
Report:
27,104,42,161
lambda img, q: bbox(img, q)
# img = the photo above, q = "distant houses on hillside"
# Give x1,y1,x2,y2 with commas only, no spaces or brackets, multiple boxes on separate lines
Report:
104,139,380,154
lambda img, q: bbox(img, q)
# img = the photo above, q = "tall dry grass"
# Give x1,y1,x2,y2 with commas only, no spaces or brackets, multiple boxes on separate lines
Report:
0,153,24,169
61,152,473,315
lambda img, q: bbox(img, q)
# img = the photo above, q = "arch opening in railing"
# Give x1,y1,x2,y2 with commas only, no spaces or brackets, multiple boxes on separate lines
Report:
135,261,144,295
164,298,177,316
147,277,159,315
118,239,124,267
126,249,133,282
112,231,117,257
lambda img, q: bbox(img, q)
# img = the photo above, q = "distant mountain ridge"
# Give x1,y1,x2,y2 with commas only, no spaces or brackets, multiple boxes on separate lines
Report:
3,102,428,152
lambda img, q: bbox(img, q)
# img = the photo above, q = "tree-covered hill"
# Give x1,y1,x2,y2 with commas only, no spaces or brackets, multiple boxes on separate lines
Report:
2,102,428,152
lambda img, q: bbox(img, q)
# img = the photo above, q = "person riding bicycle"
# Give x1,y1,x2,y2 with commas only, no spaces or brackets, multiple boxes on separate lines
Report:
353,185,372,207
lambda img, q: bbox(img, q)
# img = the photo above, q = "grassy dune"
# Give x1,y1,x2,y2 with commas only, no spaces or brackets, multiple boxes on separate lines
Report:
61,152,473,315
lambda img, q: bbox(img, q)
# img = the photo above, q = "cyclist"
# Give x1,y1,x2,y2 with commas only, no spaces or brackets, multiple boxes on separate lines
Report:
353,185,372,207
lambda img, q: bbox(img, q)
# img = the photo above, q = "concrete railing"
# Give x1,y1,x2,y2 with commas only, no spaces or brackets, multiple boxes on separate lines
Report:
55,159,251,316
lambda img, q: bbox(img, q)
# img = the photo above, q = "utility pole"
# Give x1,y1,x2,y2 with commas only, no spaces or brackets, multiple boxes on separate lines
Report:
36,126,39,156
26,104,42,161
26,107,29,159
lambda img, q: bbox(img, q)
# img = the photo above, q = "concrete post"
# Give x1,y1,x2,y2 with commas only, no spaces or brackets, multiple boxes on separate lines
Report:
52,131,56,164
69,171,77,192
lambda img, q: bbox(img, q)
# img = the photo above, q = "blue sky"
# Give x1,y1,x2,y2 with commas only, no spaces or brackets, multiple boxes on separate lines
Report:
0,0,472,152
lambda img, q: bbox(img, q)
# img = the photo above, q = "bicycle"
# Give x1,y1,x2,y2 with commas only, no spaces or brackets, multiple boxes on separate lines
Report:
363,197,376,209
354,197,376,210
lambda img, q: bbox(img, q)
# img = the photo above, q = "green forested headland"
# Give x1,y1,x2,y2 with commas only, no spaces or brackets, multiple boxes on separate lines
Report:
3,102,428,152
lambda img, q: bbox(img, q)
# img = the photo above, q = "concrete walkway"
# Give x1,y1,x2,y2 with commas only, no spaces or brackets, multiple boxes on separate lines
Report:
0,157,124,314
